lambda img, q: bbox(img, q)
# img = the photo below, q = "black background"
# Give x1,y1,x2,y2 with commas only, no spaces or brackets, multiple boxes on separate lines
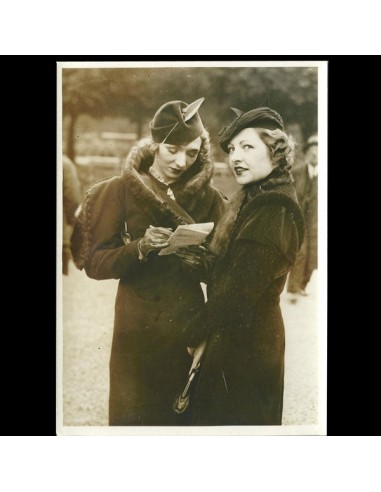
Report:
2,55,374,437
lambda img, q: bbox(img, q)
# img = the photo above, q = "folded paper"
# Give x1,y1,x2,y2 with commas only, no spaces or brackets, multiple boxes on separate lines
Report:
158,222,214,256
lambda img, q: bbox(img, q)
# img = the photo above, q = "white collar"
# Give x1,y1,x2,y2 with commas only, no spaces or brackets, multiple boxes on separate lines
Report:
149,167,176,200
308,164,318,179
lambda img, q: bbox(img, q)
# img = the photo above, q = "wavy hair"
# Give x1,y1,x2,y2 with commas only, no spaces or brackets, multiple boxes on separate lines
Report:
256,127,295,175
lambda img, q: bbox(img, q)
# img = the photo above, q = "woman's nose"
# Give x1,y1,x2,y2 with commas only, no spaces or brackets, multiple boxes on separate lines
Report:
229,148,242,163
175,152,187,167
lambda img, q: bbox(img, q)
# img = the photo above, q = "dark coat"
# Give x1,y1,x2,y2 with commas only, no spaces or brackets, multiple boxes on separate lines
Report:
71,141,226,426
292,163,318,270
184,171,304,425
63,156,81,246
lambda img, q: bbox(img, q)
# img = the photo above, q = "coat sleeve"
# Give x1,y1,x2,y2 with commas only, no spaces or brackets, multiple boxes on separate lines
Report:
63,157,81,225
72,177,142,280
183,204,300,347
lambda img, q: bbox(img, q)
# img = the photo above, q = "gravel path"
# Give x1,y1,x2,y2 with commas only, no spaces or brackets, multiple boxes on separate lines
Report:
62,262,319,427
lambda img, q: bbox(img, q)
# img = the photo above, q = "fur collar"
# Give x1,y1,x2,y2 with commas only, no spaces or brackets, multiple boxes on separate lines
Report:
120,139,216,228
71,139,218,270
208,172,304,257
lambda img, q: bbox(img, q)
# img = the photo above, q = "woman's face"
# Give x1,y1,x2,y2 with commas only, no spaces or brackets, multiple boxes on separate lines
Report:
151,137,202,183
227,128,275,185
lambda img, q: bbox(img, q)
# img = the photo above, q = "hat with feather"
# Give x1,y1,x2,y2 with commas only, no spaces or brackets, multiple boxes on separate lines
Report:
150,98,205,145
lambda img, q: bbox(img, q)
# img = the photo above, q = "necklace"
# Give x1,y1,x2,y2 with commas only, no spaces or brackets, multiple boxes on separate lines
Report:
149,167,176,201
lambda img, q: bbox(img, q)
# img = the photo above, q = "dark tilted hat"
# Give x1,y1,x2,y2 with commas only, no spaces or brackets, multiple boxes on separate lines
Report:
150,98,205,145
219,106,284,153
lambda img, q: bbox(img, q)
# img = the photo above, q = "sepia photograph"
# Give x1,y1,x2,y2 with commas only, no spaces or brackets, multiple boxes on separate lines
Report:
57,60,327,435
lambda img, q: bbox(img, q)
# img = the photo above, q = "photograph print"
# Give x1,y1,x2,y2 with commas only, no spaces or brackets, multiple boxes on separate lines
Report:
57,60,327,435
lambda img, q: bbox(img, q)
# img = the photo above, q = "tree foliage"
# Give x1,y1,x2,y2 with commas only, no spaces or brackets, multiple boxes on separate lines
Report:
62,66,317,160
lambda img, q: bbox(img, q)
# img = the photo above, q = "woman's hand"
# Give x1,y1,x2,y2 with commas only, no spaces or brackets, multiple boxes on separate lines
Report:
187,340,207,374
175,245,207,271
138,226,173,257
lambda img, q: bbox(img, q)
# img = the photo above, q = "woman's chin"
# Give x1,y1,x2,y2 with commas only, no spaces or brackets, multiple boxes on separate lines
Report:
234,175,255,186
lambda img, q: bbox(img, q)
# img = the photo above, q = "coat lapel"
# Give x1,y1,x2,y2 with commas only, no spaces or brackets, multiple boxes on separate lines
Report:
121,140,214,228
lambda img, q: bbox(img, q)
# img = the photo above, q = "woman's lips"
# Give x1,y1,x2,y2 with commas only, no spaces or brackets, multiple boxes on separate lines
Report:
169,167,182,174
234,166,248,175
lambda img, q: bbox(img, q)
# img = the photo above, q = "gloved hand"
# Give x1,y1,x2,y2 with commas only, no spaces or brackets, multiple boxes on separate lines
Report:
187,340,207,374
138,226,173,258
176,245,216,282
175,245,207,272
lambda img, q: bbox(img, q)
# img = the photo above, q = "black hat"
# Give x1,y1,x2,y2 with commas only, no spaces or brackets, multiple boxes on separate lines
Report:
219,106,284,153
150,98,205,145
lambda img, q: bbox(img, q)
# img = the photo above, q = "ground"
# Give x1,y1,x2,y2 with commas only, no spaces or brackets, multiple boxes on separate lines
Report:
62,261,319,427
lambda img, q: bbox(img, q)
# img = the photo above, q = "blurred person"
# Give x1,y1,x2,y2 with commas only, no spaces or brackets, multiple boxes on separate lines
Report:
71,98,226,425
62,155,81,275
287,135,318,302
182,107,304,425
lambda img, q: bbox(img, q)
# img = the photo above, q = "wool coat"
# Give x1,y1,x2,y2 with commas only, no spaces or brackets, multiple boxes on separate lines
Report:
293,163,317,269
287,163,318,292
71,141,226,426
63,156,81,247
183,171,305,425
63,156,81,275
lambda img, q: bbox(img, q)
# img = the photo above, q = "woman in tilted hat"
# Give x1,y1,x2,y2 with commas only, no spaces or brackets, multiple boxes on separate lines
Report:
183,107,305,425
71,98,227,426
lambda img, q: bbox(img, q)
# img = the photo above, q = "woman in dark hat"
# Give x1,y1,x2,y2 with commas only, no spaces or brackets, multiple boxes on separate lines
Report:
183,107,305,425
71,98,226,426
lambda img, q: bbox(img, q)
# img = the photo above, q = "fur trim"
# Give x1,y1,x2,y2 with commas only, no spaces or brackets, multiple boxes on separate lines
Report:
208,177,304,258
70,183,96,270
71,138,218,269
121,139,215,228
208,187,246,255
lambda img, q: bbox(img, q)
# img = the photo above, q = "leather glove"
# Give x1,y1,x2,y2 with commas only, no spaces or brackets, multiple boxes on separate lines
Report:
175,245,207,272
176,245,217,282
138,226,173,259
187,340,207,374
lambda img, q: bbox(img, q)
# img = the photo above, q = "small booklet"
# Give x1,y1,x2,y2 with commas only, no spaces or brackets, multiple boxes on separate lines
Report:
158,222,214,256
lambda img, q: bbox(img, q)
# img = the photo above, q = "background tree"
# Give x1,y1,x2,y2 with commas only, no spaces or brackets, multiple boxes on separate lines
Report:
62,66,318,161
62,69,112,160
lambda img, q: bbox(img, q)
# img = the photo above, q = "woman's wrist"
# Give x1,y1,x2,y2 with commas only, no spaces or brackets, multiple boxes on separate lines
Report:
137,239,148,262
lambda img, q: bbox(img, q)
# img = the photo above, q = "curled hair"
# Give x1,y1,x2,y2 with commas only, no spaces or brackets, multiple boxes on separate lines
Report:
256,128,295,175
196,129,212,168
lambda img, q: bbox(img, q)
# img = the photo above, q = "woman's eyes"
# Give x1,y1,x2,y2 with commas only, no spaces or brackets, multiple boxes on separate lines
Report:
166,148,197,158
228,144,253,153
